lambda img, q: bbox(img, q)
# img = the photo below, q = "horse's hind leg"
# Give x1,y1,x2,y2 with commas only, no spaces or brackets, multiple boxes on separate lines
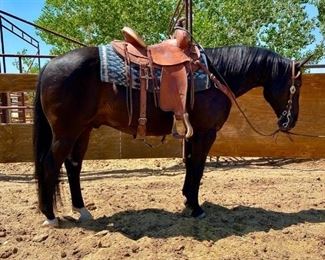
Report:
64,128,93,221
41,137,77,226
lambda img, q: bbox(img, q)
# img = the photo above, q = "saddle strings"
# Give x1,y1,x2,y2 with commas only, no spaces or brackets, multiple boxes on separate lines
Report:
168,0,186,36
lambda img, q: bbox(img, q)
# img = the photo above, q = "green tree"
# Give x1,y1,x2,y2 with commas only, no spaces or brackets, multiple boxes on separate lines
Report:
12,49,40,73
193,0,319,59
36,0,322,60
36,0,176,54
316,0,325,32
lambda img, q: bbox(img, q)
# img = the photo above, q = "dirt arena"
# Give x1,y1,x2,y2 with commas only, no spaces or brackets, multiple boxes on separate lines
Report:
0,157,324,259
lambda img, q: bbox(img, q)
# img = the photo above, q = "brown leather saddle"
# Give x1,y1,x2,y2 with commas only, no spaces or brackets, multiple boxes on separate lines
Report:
111,26,200,139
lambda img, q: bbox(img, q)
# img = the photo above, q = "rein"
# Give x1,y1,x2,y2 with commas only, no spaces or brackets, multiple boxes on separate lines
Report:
194,60,280,137
167,26,278,137
197,57,325,139
171,27,281,137
286,131,325,138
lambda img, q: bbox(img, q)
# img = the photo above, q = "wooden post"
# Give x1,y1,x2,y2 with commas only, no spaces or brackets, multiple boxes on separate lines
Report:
0,92,9,123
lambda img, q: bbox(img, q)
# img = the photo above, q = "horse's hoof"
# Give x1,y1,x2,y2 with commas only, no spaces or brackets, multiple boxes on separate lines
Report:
73,207,93,221
191,208,206,219
42,217,59,228
183,200,206,219
184,198,191,209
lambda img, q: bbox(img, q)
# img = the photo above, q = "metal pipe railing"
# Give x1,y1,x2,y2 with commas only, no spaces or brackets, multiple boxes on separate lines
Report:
0,10,88,47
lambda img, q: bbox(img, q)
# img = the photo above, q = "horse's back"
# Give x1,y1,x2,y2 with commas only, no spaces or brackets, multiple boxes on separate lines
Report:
42,47,99,84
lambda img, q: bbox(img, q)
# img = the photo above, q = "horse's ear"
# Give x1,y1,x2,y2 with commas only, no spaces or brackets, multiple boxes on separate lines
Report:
296,55,313,68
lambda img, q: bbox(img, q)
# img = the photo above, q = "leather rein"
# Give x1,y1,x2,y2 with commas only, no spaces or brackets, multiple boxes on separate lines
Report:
197,56,325,139
173,26,282,137
195,55,309,139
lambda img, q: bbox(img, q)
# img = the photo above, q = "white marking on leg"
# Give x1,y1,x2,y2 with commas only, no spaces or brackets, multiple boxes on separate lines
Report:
42,218,59,228
73,207,93,221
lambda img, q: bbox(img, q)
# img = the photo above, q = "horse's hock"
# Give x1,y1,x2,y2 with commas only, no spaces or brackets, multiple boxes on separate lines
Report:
1,73,325,162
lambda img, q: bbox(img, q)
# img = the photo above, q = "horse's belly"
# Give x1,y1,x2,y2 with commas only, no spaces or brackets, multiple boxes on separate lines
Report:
93,104,174,137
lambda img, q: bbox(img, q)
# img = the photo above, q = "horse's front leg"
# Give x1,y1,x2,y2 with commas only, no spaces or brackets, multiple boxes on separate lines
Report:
182,128,216,218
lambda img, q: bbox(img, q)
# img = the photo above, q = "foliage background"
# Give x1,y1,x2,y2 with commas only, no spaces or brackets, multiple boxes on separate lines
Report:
35,0,325,62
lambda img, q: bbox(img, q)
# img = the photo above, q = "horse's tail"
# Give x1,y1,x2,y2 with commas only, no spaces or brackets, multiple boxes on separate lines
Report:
33,65,59,210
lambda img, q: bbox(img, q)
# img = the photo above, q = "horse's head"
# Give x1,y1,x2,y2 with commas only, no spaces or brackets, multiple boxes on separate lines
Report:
263,55,312,132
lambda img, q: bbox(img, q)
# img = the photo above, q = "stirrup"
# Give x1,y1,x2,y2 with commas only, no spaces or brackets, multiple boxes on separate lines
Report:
172,116,186,139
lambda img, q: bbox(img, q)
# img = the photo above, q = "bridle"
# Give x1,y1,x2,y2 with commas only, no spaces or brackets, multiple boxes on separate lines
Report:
278,60,301,129
194,55,306,137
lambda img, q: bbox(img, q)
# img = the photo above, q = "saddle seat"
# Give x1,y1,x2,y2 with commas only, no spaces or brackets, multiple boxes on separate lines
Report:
111,26,200,139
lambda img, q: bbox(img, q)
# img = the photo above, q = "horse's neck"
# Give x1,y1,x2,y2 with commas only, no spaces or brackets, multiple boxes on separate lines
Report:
220,59,286,98
211,47,287,98
221,67,269,97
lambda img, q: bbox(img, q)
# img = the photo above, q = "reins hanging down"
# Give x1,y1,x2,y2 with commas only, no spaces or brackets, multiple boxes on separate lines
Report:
198,56,325,139
194,60,280,137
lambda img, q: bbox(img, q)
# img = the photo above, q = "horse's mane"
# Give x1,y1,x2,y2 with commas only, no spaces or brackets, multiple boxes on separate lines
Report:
204,46,292,86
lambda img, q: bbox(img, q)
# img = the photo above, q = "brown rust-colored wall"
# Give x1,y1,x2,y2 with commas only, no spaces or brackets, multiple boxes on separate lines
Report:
0,125,182,162
0,73,324,162
212,73,325,158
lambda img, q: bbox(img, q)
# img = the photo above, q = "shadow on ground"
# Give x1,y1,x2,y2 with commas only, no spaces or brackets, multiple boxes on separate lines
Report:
1,157,320,183
60,201,325,242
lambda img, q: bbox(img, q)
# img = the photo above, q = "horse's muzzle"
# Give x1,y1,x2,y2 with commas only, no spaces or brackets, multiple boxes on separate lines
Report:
277,115,297,132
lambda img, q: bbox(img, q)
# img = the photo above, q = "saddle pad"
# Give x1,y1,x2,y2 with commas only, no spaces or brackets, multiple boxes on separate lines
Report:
98,44,210,92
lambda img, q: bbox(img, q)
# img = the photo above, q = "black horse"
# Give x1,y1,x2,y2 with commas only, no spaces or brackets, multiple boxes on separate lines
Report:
33,45,310,226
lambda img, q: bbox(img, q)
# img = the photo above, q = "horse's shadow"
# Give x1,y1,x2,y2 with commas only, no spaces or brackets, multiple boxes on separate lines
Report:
61,202,325,241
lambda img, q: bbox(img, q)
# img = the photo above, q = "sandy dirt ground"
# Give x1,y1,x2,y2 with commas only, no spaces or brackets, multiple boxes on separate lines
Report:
0,157,324,259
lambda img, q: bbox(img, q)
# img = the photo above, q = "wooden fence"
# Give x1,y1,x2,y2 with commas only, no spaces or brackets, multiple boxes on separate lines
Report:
1,73,325,162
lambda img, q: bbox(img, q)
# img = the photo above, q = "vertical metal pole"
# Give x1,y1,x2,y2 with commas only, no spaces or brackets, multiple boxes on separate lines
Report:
20,93,26,123
184,0,189,30
0,93,5,123
6,93,10,123
189,0,193,37
0,16,9,123
0,93,9,123
184,0,193,41
18,56,23,73
0,16,6,73
37,43,41,71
